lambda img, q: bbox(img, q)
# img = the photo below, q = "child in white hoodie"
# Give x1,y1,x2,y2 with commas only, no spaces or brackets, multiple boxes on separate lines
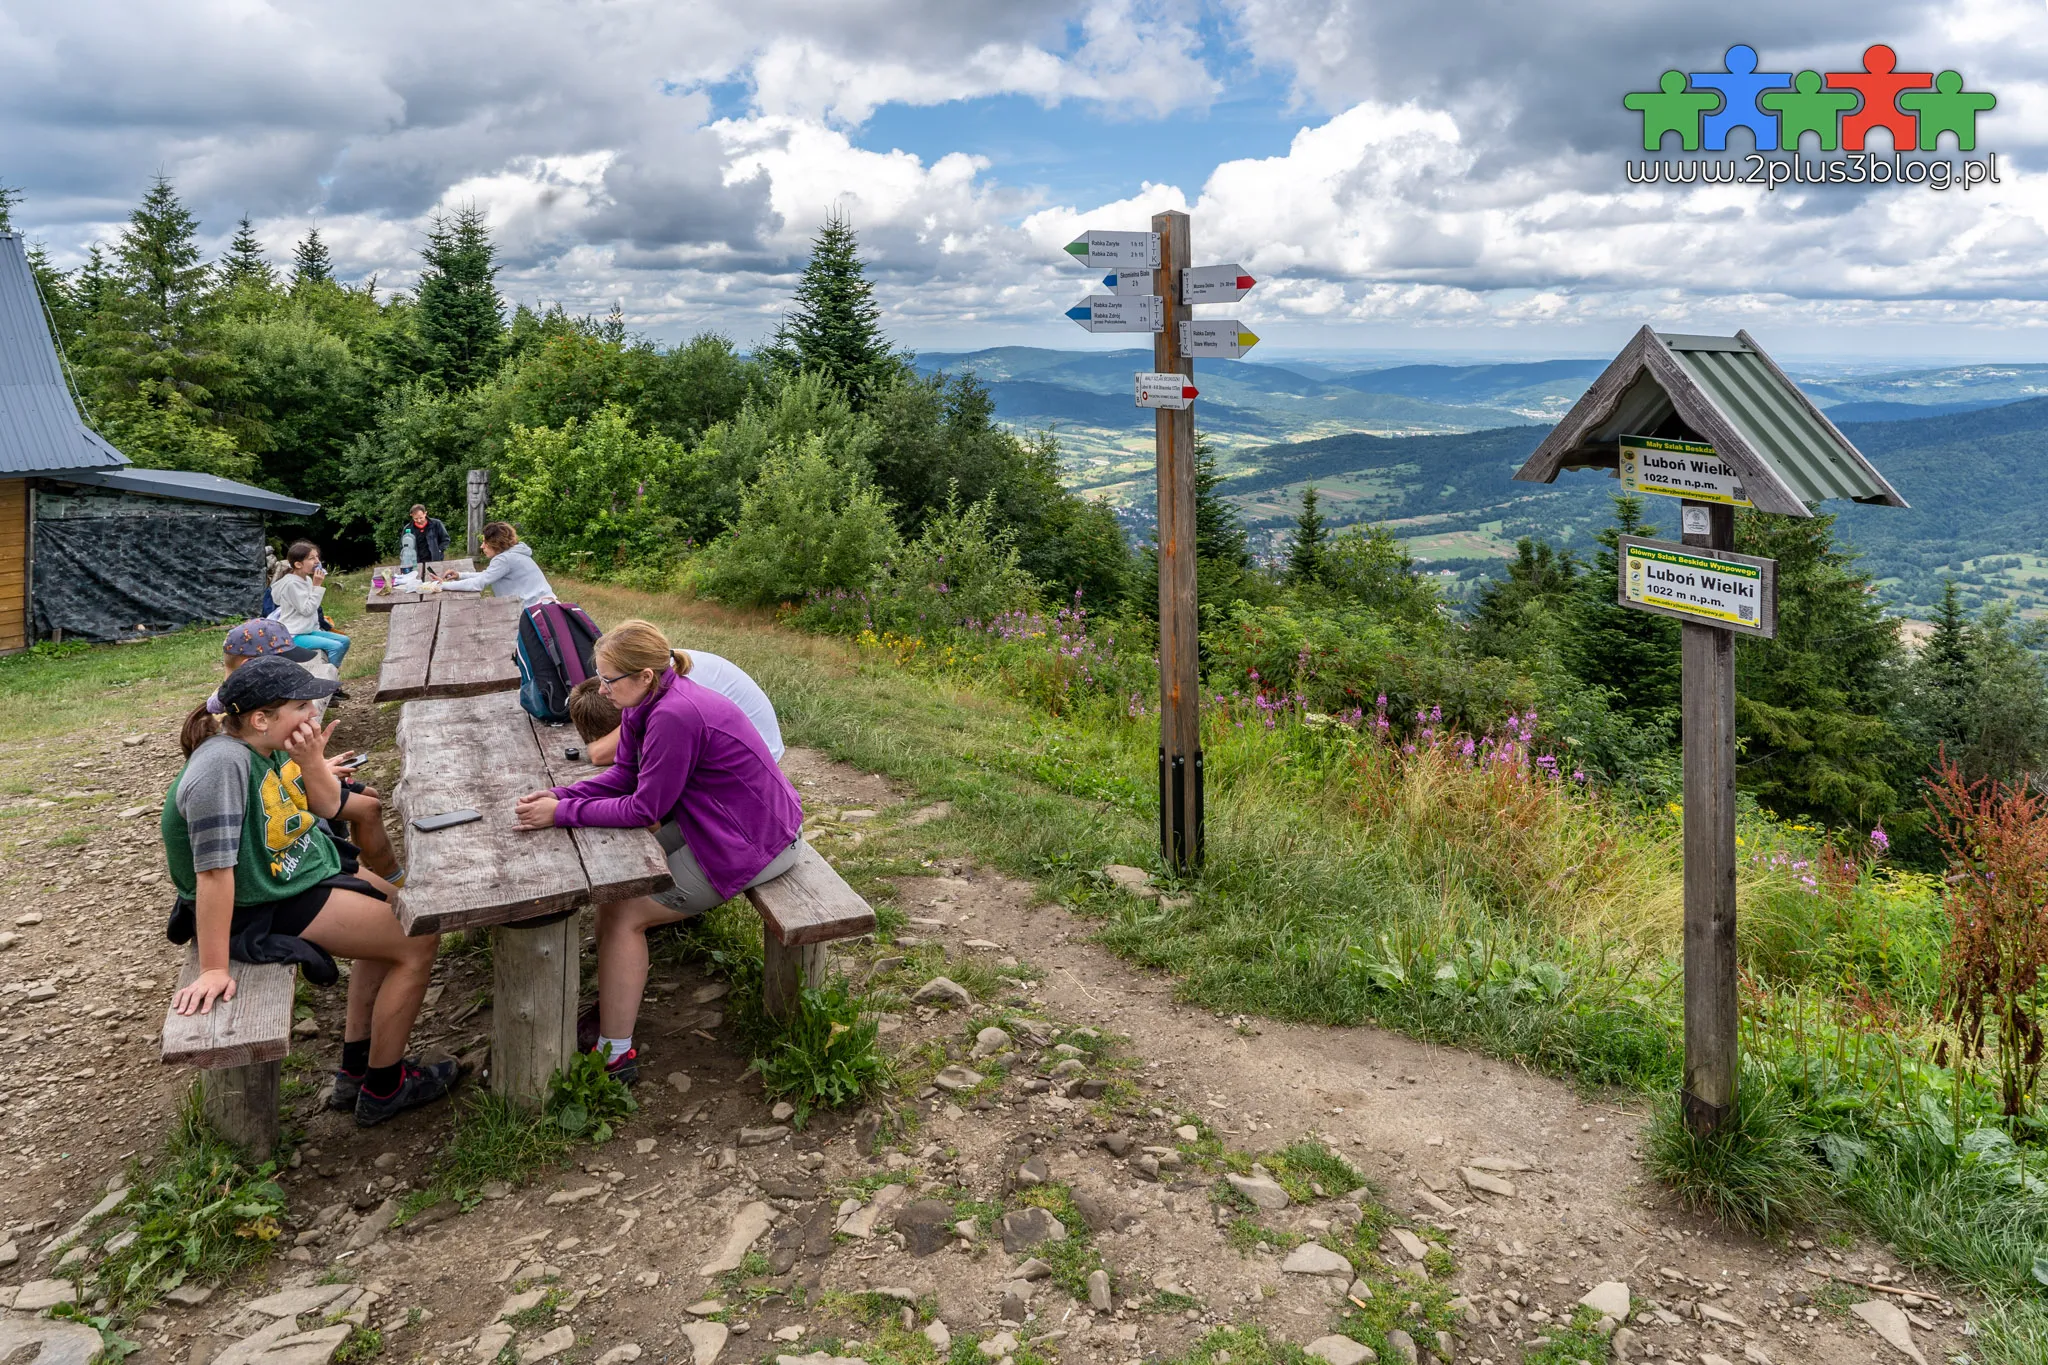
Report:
270,541,350,667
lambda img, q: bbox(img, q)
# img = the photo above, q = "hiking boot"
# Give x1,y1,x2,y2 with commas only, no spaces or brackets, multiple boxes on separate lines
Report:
326,1069,363,1112
597,1046,639,1087
354,1058,461,1127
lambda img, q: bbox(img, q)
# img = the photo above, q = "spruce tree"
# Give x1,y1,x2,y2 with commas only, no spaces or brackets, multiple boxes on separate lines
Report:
1561,495,1681,718
0,182,17,232
1733,506,1905,827
116,176,211,333
221,215,275,291
770,212,899,408
1287,485,1326,584
291,226,332,287
414,207,504,392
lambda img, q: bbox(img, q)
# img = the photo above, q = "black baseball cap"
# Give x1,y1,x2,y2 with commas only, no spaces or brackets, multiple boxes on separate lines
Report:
217,655,340,716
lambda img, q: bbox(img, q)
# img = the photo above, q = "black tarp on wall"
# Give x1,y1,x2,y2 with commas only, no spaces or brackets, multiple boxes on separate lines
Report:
32,486,265,642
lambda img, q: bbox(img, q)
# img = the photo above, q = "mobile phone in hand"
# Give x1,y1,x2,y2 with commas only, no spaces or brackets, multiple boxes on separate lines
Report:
411,808,481,832
337,752,370,770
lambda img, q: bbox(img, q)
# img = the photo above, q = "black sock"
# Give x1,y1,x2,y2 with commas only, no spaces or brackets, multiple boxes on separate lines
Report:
341,1039,371,1077
363,1061,402,1098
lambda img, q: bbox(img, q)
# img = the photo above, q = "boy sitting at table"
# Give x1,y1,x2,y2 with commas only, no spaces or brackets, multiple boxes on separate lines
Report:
563,648,784,767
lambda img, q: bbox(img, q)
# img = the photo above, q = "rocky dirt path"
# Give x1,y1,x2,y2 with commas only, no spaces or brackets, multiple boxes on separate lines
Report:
1,715,1967,1365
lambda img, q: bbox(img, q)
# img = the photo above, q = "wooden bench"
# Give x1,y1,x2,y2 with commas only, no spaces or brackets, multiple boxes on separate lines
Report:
160,947,294,1157
746,842,877,1019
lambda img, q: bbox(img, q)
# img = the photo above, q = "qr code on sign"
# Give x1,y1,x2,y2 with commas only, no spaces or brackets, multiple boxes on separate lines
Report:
1739,603,1755,621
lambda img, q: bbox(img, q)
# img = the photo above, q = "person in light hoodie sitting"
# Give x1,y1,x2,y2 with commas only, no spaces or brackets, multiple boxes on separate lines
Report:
438,521,557,608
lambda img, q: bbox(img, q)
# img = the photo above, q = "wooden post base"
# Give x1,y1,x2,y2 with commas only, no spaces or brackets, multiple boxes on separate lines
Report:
201,1060,281,1158
1682,1088,1733,1139
762,934,826,1022
493,915,579,1106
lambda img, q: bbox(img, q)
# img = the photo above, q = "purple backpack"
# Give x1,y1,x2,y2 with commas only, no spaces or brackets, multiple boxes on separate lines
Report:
516,602,602,722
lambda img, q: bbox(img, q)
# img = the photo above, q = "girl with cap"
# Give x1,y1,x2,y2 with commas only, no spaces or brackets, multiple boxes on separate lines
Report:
512,619,803,1083
181,621,405,888
163,656,455,1126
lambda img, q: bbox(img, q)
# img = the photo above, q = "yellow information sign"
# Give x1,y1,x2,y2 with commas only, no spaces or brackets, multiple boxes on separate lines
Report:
1616,536,1777,638
1619,435,1752,508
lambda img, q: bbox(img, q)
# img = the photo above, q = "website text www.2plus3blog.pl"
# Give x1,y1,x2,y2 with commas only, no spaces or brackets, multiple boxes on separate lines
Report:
1626,151,1999,190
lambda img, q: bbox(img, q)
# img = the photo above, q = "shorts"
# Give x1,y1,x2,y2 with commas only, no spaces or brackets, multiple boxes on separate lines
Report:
224,838,384,937
230,872,388,939
651,832,804,916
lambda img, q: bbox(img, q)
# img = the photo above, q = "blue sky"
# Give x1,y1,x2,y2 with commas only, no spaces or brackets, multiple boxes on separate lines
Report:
3,0,2047,362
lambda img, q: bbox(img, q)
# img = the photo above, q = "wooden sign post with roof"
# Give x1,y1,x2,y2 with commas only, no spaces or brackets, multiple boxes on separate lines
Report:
1514,328,1906,1137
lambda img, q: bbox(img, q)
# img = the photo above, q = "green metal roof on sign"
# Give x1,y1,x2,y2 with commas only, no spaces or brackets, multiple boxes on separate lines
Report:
1512,326,1907,518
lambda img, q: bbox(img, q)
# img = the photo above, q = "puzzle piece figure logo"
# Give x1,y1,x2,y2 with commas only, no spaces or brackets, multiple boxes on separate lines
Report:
1692,45,1791,151
1625,43,1995,160
1827,44,1931,151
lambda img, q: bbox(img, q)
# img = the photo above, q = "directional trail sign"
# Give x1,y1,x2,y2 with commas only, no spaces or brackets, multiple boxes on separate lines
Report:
1179,320,1259,358
1616,536,1776,638
1619,435,1753,508
1181,265,1256,304
1065,232,1160,270
1135,373,1198,410
1068,295,1164,333
1101,271,1154,296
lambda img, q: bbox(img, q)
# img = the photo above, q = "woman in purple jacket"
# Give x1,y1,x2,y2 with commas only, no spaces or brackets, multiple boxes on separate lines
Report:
514,619,802,1082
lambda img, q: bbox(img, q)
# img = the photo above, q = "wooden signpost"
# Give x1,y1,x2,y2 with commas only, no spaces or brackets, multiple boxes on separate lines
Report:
1512,327,1906,1136
1061,212,1263,872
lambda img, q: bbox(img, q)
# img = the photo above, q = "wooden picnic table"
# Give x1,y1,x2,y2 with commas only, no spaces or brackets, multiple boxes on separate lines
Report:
392,689,671,1102
373,592,525,703
364,560,479,612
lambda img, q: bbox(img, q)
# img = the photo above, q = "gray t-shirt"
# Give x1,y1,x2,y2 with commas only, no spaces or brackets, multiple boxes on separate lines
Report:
176,735,253,873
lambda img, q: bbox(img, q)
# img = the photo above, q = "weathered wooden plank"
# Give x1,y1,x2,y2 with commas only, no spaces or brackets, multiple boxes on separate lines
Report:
492,915,579,1107
373,598,440,703
762,938,828,1021
746,841,876,947
160,945,294,1069
426,594,524,697
1681,501,1740,1137
202,1060,282,1156
391,691,591,934
365,559,479,611
528,717,673,904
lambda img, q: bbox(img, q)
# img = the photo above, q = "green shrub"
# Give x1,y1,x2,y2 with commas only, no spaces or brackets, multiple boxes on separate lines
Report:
699,438,901,605
91,1094,285,1313
864,492,1040,636
498,404,686,575
546,1049,638,1143
746,974,889,1123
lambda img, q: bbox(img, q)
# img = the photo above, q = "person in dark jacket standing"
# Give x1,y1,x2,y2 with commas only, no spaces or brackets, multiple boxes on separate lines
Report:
399,505,450,569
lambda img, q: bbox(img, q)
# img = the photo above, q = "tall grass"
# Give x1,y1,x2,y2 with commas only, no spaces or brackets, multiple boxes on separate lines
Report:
550,579,2048,1352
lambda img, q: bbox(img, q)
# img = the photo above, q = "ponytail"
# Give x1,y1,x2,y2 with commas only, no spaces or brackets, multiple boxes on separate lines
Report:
671,649,693,676
180,702,219,758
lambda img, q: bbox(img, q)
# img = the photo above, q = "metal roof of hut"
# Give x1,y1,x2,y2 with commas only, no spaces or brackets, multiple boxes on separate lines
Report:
1512,326,1908,517
0,232,127,475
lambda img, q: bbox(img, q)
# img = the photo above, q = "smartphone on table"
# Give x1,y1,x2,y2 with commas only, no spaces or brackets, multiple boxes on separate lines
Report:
411,808,481,832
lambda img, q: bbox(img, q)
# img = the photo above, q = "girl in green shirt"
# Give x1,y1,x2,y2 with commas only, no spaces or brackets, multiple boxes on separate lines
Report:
163,656,457,1127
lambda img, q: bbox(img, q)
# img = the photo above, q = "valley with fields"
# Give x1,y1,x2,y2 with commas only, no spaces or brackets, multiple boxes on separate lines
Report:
923,348,2048,620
